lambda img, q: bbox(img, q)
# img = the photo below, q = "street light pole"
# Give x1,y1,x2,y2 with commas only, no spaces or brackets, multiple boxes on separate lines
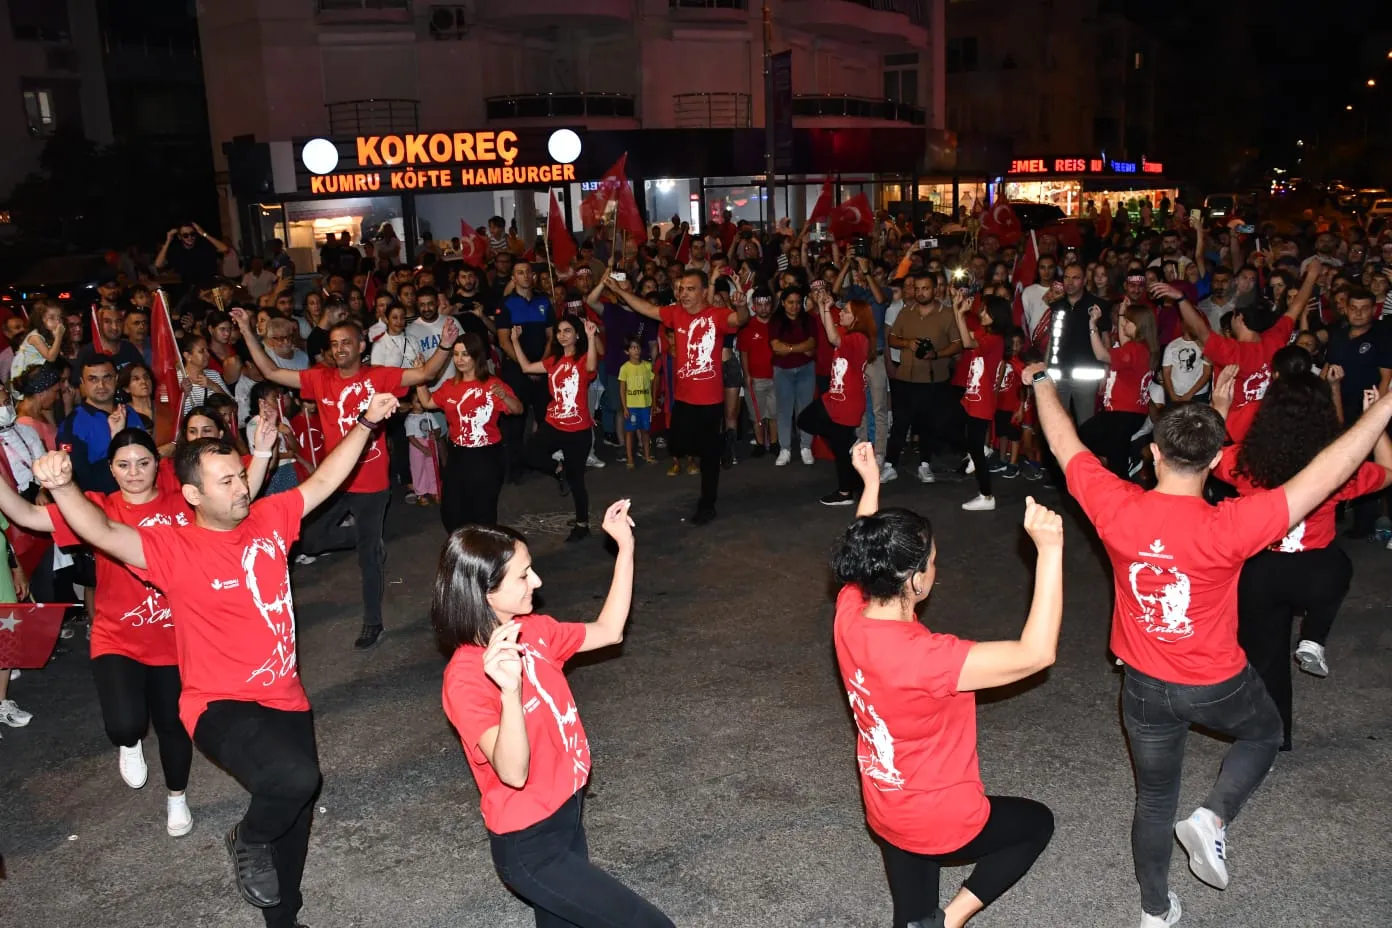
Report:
762,0,776,230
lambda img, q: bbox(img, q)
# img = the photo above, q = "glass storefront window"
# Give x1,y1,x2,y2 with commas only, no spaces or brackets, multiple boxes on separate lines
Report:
1085,187,1179,216
283,196,404,273
705,176,767,228
1004,180,1084,215
644,178,695,239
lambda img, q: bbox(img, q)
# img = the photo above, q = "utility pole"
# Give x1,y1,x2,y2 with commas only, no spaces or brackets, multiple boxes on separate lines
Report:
762,0,776,230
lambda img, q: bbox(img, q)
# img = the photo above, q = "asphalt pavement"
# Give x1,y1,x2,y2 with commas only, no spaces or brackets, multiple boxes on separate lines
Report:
2,450,1390,927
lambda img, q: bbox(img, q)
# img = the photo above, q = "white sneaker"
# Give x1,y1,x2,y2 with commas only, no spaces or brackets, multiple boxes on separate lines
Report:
963,453,975,475
8,668,18,681
166,794,193,837
880,462,898,483
0,698,31,728
586,452,606,469
119,742,148,789
775,449,791,466
551,449,564,462
1294,639,1329,677
916,462,935,484
800,448,814,465
403,492,418,504
1174,807,1228,890
961,494,996,512
294,554,318,566
1138,891,1182,927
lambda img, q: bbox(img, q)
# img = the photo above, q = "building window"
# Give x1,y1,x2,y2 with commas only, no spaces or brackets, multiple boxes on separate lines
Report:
1133,51,1144,70
9,0,70,42
23,88,56,136
883,53,919,106
945,38,978,74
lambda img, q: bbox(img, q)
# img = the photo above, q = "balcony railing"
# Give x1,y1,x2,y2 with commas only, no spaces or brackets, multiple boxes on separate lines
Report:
669,0,748,8
793,94,925,125
326,98,420,134
485,93,636,121
835,0,928,28
317,0,410,9
673,92,751,128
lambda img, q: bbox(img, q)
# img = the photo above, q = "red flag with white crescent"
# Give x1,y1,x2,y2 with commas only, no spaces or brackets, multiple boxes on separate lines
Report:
150,290,184,447
546,190,578,272
828,193,873,242
0,602,73,669
808,179,834,224
981,193,1023,246
459,221,488,269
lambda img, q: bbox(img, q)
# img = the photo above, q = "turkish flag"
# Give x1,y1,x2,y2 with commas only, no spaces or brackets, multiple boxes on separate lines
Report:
674,229,691,265
981,194,1023,246
615,179,646,244
808,179,834,224
0,603,71,669
828,193,873,242
89,304,106,353
1038,220,1084,249
150,289,184,448
291,405,325,482
581,154,630,228
546,191,577,272
458,221,489,269
1012,231,1040,333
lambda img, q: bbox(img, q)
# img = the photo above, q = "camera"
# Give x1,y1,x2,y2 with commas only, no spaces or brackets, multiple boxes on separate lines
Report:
611,272,626,282
918,238,938,250
914,337,935,360
852,236,871,258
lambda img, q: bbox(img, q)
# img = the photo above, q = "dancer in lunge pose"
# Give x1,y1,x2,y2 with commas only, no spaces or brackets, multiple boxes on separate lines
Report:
831,443,1058,928
435,499,675,928
32,391,401,928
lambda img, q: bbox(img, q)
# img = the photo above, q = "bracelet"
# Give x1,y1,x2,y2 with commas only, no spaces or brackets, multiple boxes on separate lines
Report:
252,449,273,459
357,413,382,430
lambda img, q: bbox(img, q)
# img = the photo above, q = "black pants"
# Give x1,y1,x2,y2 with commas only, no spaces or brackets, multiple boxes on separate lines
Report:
1238,546,1353,747
300,488,390,629
502,366,548,478
876,796,1054,928
527,423,591,526
1078,411,1147,478
668,401,723,512
797,401,860,494
90,654,191,791
489,791,674,928
1350,486,1388,536
442,442,507,533
385,409,412,489
965,415,992,496
886,380,951,466
194,701,320,928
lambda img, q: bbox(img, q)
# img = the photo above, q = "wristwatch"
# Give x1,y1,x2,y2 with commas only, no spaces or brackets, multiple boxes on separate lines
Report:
1029,369,1052,386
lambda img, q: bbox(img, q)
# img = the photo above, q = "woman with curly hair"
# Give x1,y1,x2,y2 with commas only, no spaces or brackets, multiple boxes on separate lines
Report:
1212,361,1392,750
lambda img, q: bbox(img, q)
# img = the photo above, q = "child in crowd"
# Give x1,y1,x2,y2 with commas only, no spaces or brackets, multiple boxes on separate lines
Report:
738,293,778,458
618,337,656,469
405,393,441,506
244,381,302,496
992,328,1028,479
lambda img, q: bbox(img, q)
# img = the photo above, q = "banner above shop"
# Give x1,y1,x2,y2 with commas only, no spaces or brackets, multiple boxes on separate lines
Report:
1007,155,1164,176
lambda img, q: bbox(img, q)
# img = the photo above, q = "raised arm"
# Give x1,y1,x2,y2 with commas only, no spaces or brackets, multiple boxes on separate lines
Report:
953,292,977,350
1087,304,1111,362
608,280,663,322
246,412,281,498
32,452,146,568
956,497,1062,691
580,500,637,651
296,392,398,514
230,308,303,389
818,292,842,348
1028,363,1087,472
509,328,547,376
851,443,879,516
401,317,460,388
0,472,55,533
582,319,600,374
1282,391,1392,527
416,383,439,411
1285,256,1322,321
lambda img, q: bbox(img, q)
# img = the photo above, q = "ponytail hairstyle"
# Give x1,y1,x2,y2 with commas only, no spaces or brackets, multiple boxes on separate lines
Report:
830,508,935,602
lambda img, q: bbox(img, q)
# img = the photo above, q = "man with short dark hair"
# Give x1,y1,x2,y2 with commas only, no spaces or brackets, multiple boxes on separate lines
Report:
57,358,146,493
33,390,399,928
1030,361,1392,927
495,262,555,477
305,297,350,366
71,307,145,385
123,307,152,365
155,222,230,292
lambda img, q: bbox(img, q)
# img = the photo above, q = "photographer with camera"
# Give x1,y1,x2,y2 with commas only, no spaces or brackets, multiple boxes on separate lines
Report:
883,273,961,484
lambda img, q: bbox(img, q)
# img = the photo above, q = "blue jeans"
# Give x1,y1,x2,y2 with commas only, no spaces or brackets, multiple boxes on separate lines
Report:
773,364,815,452
1122,664,1282,915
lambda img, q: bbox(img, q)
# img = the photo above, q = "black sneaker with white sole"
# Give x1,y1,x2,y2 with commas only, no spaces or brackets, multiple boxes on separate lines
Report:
819,491,854,506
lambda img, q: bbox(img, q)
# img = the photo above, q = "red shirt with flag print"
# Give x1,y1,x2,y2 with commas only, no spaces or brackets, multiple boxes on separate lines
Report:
443,614,591,835
736,316,774,379
542,356,594,432
1201,315,1294,409
960,325,1003,421
433,378,516,448
822,331,869,427
134,491,310,735
1066,452,1291,685
48,490,191,666
1215,447,1387,553
659,305,738,406
298,365,407,493
996,357,1025,414
1102,341,1153,414
833,584,988,855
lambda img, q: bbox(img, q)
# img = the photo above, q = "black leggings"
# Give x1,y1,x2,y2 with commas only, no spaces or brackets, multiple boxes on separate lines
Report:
527,423,591,526
797,401,861,494
90,654,192,791
965,415,992,496
442,442,507,533
877,796,1054,927
1237,546,1353,747
1078,411,1147,478
489,791,674,928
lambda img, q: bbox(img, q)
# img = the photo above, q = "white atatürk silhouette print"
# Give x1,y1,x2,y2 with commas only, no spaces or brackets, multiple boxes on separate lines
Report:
680,316,718,381
1103,370,1118,409
241,530,297,688
828,356,849,401
448,386,494,447
1138,371,1154,408
1128,559,1194,642
1277,520,1307,553
1241,366,1271,403
549,362,582,425
964,355,986,401
521,641,589,791
846,668,904,790
323,379,381,461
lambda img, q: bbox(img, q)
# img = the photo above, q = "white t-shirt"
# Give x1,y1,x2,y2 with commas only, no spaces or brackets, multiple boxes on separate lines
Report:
1162,337,1210,398
406,315,451,389
234,375,257,427
269,348,310,371
370,332,423,369
1020,282,1051,338
404,411,439,442
0,422,46,490
883,299,904,363
241,270,278,299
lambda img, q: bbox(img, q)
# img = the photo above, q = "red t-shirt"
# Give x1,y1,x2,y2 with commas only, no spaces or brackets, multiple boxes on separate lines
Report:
298,365,407,494
433,378,516,448
1224,398,1259,444
951,310,981,389
736,317,775,380
135,491,310,735
1066,453,1290,685
542,355,594,432
960,327,1003,420
659,305,738,406
48,490,191,666
995,357,1024,414
442,614,590,835
1202,315,1294,409
1102,341,1153,414
1215,446,1387,552
822,332,870,427
832,585,987,855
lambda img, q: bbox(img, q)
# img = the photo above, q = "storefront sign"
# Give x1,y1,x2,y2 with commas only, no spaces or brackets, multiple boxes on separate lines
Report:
1008,156,1165,176
308,163,577,195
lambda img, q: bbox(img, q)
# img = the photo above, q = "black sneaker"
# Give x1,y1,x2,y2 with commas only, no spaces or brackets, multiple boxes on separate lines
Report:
690,508,717,525
768,442,781,458
225,824,280,908
603,432,622,448
819,491,854,507
565,525,590,543
554,469,569,497
750,444,767,459
353,625,384,651
907,910,946,928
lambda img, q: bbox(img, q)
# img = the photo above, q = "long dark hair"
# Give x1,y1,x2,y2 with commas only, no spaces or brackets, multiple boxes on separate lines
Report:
546,315,587,363
175,404,226,456
431,525,528,652
830,508,935,602
1235,372,1340,488
451,332,493,383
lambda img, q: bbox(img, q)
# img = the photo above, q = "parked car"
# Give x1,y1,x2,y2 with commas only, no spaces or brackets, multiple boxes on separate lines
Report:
1366,199,1392,221
2,253,115,313
1012,202,1067,231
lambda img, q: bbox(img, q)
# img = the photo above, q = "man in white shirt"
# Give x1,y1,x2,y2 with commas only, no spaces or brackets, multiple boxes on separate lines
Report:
1196,267,1236,332
241,256,278,300
264,318,309,371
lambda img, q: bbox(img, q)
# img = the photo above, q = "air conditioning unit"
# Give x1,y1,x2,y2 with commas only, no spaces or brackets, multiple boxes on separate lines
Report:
429,5,470,40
